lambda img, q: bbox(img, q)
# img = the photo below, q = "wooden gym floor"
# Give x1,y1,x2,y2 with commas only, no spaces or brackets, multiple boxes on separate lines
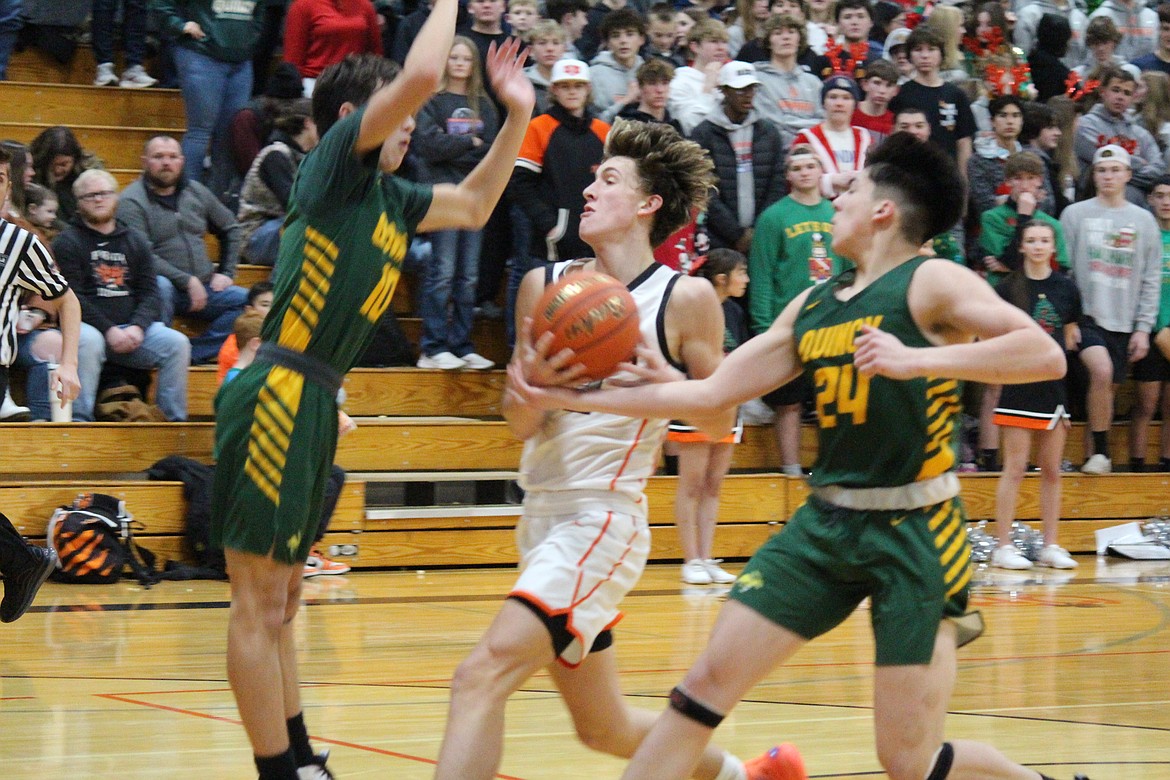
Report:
1,558,1167,779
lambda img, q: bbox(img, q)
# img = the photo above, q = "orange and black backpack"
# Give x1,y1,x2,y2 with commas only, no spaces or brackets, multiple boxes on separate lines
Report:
47,493,158,586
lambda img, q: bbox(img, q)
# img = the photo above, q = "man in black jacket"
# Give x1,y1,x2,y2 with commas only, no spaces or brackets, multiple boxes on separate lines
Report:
54,169,190,421
689,61,787,252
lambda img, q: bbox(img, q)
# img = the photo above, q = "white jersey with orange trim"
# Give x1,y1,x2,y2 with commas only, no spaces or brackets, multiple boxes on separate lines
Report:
519,260,682,511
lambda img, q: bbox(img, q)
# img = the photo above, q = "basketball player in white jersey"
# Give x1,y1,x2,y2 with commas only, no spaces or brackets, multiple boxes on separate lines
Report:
433,121,807,780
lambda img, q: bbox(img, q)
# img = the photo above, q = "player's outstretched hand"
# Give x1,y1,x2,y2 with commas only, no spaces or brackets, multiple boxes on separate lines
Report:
486,38,535,116
607,338,686,387
853,324,918,379
515,316,588,388
506,360,580,412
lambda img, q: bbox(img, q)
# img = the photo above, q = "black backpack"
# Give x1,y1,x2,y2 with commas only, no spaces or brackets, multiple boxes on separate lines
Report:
146,456,225,575
47,493,158,586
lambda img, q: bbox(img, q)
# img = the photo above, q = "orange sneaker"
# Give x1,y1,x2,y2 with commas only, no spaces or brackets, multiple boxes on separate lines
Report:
744,744,807,780
303,546,351,578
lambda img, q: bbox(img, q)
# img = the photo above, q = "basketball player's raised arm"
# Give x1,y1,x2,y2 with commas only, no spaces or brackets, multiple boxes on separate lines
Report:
353,0,458,156
853,259,1066,383
509,288,812,421
417,40,535,233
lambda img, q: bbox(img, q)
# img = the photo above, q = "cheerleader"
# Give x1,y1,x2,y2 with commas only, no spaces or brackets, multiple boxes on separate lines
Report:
991,220,1081,570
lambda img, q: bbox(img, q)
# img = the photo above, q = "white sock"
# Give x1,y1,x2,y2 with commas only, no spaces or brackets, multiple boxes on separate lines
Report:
781,463,803,476
712,751,747,780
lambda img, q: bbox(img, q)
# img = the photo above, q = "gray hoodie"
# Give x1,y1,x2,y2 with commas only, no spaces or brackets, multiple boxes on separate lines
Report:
589,50,644,123
1074,103,1165,204
524,63,554,116
752,61,824,147
1088,0,1157,61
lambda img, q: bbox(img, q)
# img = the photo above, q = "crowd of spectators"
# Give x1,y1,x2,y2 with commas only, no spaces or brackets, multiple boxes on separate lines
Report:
0,0,1168,492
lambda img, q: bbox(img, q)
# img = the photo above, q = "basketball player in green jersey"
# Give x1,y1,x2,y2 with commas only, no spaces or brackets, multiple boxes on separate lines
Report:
509,133,1094,780
210,1,535,775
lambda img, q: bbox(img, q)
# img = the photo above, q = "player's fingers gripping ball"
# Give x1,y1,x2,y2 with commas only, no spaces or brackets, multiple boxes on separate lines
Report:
531,271,641,382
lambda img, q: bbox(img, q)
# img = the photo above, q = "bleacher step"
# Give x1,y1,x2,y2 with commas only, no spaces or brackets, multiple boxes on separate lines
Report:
367,505,523,521
348,470,519,483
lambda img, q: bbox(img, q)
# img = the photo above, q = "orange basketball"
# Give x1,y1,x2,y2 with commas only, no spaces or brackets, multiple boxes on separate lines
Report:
531,271,640,382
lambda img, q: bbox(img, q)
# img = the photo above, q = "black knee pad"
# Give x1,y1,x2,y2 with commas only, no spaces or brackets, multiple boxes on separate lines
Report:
668,686,724,729
925,742,954,780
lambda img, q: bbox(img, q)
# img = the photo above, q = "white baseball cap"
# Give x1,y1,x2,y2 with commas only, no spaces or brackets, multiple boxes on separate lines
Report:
717,61,761,89
1093,144,1131,168
551,59,591,84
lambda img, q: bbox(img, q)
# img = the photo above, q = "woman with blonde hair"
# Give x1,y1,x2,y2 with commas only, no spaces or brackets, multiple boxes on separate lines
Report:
412,36,500,370
806,0,837,42
727,0,771,57
925,5,969,82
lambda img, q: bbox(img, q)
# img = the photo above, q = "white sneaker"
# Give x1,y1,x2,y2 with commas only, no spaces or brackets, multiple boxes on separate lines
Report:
1037,544,1077,569
739,397,775,425
94,62,118,86
681,559,712,585
297,750,334,779
119,64,158,88
991,544,1033,570
0,390,30,421
417,351,466,370
1081,454,1112,474
459,352,495,370
703,558,737,584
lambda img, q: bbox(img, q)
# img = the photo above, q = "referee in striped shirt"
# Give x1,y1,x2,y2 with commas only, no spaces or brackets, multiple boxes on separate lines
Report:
0,141,82,623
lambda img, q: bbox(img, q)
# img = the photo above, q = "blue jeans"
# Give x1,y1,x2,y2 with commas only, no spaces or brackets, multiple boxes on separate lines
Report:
419,228,482,357
244,217,282,266
15,329,55,421
74,322,191,421
173,45,253,200
0,0,22,80
505,205,536,350
157,275,248,364
91,0,148,66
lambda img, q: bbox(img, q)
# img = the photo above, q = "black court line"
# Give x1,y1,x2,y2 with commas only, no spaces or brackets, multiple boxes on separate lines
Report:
25,588,702,615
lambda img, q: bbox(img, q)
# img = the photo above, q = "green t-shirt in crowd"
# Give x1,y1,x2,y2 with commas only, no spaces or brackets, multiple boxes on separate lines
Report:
748,195,843,335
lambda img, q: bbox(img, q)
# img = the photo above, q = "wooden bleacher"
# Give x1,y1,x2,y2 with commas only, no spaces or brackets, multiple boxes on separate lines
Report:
5,416,1168,476
2,409,1167,568
0,80,185,185
0,81,185,128
0,121,182,170
7,45,158,87
186,366,506,418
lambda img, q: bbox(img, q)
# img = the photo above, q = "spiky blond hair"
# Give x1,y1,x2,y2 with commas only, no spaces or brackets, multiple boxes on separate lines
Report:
604,120,715,247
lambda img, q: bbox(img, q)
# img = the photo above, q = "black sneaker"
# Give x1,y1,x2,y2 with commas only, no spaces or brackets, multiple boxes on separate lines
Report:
0,546,57,623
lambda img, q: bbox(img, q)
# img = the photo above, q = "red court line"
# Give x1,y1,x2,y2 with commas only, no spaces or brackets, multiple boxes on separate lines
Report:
0,696,35,701
94,692,526,780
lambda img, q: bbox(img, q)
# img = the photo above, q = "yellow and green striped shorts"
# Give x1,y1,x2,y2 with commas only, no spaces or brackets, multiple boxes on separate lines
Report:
730,494,979,665
210,363,339,565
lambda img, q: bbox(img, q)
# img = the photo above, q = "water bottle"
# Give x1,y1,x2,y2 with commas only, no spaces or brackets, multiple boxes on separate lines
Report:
47,363,72,423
